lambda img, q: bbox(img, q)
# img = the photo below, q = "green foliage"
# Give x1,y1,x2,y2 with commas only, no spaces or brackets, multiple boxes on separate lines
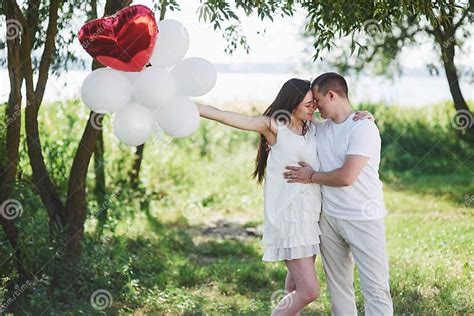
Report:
0,99,472,314
196,1,471,62
306,2,473,83
354,102,474,176
0,276,8,309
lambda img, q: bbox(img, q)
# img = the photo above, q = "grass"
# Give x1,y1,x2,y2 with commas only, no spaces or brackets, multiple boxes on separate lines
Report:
0,100,473,314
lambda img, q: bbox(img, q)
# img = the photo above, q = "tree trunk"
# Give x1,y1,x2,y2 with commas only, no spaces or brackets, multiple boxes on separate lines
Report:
87,0,108,234
434,25,473,139
25,106,67,234
129,144,145,189
64,0,132,257
94,126,107,233
439,37,470,113
0,0,31,280
22,0,67,238
65,112,103,256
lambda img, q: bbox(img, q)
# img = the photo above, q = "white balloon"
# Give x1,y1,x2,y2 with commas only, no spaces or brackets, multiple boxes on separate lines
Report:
132,66,176,109
81,68,132,114
154,96,200,138
150,19,189,67
171,57,217,97
113,103,155,146
123,72,139,103
123,71,139,81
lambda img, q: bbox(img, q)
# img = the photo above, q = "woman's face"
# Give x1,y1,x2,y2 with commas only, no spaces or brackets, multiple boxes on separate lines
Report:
292,90,316,121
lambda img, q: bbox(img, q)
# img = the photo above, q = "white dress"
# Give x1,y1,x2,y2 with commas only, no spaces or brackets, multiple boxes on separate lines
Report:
261,122,322,262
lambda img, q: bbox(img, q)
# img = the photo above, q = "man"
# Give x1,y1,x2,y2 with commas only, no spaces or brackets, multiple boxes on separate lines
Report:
283,72,393,315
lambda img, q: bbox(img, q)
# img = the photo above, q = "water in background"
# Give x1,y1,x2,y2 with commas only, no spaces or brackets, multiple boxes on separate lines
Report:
1,69,472,108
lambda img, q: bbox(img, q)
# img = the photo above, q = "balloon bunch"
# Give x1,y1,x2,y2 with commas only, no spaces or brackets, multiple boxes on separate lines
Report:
78,5,216,146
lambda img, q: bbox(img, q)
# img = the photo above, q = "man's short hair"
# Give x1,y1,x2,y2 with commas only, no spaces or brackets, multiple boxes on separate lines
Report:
311,72,348,99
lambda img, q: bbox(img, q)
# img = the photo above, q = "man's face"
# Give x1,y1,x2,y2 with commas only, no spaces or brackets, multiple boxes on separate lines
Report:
312,87,333,119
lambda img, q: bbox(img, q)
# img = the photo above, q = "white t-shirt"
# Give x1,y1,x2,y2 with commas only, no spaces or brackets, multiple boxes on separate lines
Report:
314,113,386,220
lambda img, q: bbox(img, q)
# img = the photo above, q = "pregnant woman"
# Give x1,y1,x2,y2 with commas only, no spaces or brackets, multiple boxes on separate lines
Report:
197,78,372,315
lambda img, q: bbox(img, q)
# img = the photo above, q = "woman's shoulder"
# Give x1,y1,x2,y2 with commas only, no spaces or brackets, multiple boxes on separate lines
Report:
270,117,292,134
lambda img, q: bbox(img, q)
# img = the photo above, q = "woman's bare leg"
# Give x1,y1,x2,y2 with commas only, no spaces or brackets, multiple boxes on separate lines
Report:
284,271,296,293
284,271,300,316
272,255,319,316
285,255,316,292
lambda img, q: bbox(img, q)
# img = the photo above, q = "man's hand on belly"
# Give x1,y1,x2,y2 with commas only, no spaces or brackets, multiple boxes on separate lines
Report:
283,161,314,184
284,155,369,187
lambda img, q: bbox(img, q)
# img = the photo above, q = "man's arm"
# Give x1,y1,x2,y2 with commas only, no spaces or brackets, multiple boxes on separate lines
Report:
310,155,369,186
283,155,369,187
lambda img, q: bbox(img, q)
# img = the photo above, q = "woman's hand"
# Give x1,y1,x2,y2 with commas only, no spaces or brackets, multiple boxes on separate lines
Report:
353,111,375,121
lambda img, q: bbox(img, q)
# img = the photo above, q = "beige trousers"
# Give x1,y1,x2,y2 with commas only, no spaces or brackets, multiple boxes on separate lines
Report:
319,212,393,316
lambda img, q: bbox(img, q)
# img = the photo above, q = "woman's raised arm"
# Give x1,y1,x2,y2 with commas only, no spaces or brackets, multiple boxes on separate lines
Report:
196,103,276,135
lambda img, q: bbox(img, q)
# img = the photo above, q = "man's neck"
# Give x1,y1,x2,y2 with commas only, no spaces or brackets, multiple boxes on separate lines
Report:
331,103,354,124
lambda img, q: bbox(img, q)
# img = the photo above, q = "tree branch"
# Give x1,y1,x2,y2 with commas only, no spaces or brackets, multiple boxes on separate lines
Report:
34,0,60,103
26,0,41,51
1,0,33,281
159,0,167,20
22,0,67,235
453,5,471,30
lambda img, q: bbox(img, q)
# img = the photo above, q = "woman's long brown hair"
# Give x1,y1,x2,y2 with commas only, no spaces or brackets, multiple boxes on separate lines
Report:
251,78,311,184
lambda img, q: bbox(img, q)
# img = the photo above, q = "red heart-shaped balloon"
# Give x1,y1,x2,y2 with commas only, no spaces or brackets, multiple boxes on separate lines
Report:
78,5,158,72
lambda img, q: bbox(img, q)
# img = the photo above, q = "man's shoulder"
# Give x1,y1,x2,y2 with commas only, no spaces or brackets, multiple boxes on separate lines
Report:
349,118,379,134
313,118,330,129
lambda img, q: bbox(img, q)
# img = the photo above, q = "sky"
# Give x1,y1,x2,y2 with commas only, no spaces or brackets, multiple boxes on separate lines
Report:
1,1,472,105
1,1,472,68
109,0,308,65
128,0,473,68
